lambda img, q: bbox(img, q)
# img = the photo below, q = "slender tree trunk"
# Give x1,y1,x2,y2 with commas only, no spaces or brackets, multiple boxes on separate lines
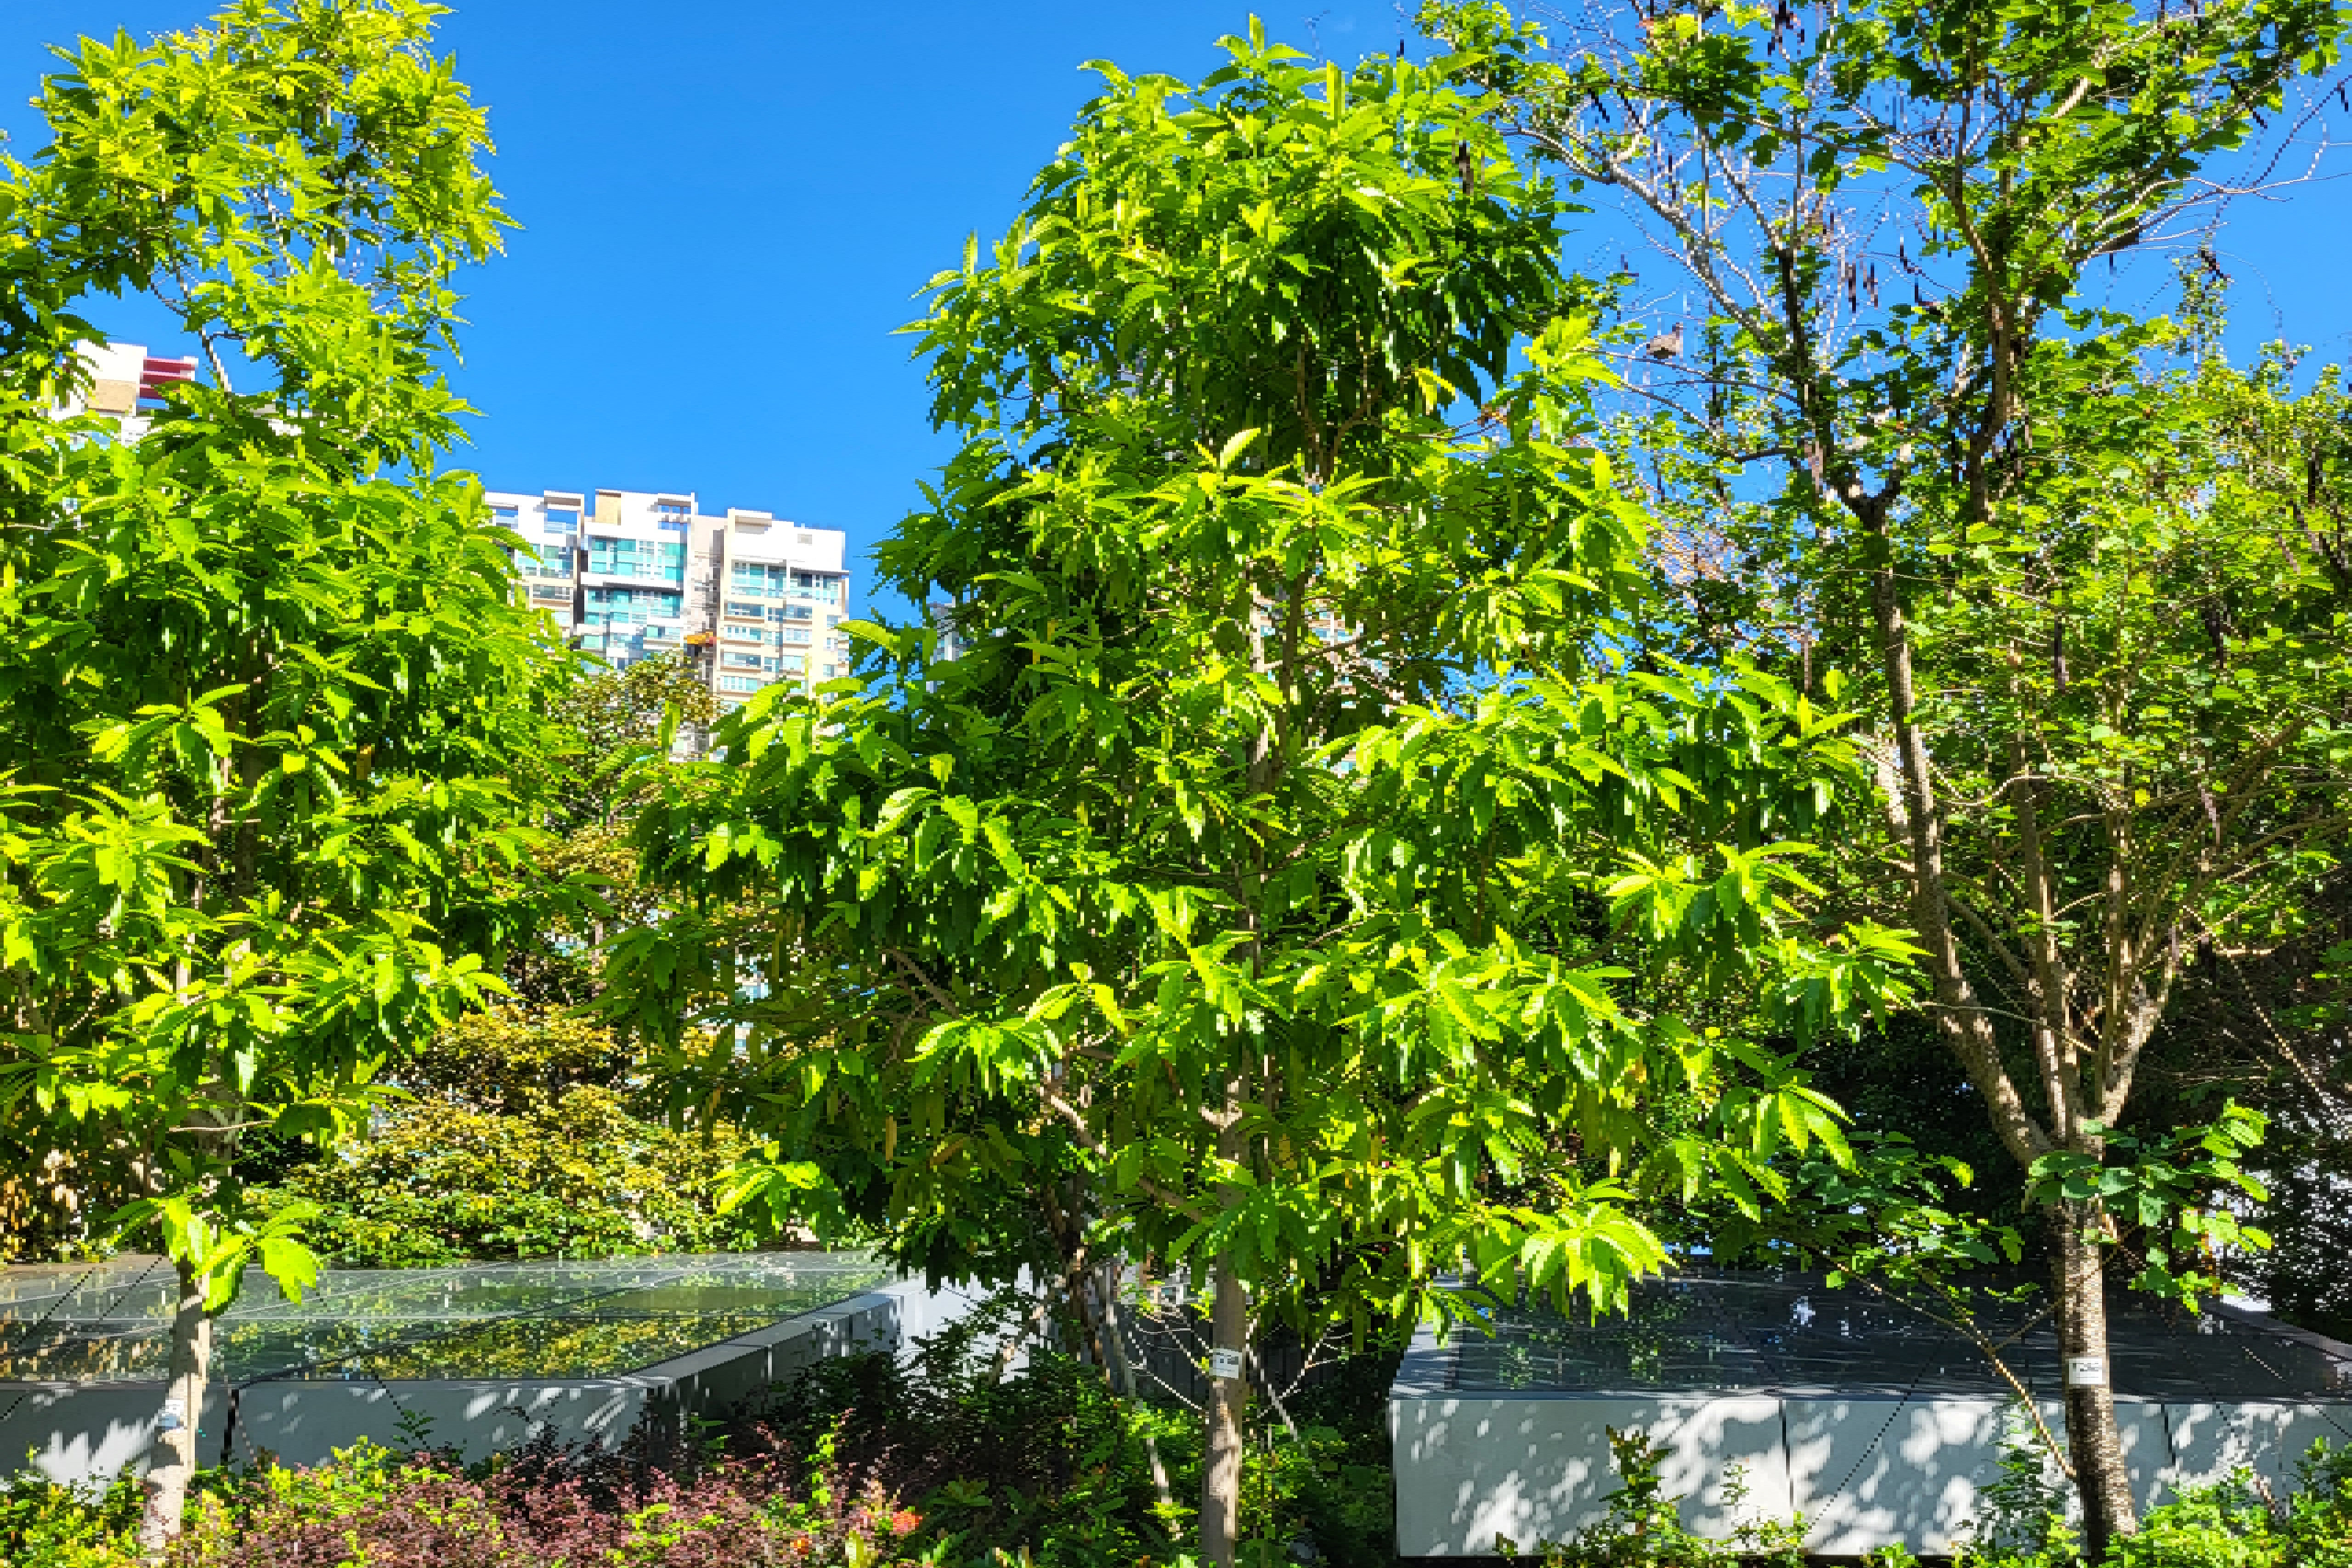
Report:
2050,1201,2137,1554
1094,1262,1177,1512
135,1256,212,1553
1198,1256,1250,1568
1865,509,2144,1545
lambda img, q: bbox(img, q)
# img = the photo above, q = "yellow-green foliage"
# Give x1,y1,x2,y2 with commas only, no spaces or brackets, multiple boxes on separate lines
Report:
259,1009,757,1265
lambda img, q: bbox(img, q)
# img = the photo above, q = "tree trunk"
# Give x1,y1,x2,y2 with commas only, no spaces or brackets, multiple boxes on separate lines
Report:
1198,1255,1250,1568
135,1256,212,1554
2050,1201,2138,1555
1094,1263,1177,1512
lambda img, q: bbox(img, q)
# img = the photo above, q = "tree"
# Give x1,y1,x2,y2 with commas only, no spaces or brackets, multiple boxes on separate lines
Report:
0,0,559,1543
255,1006,761,1266
1421,0,2352,1547
238,651,743,1270
507,651,720,1004
605,27,1915,1565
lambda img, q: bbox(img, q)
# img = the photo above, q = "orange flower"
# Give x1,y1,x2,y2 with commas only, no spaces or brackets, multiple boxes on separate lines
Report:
889,1508,921,1534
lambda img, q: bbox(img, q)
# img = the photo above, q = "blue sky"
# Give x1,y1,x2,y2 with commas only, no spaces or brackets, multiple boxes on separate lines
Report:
4,2,2347,625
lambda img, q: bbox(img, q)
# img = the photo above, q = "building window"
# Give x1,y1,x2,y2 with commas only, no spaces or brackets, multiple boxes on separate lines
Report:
511,543,573,581
726,599,767,619
781,627,811,645
730,564,844,604
584,587,682,624
546,507,581,526
588,539,686,582
718,675,760,694
492,504,520,522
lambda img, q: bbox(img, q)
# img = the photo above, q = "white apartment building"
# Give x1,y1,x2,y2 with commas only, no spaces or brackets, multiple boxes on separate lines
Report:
487,486,854,709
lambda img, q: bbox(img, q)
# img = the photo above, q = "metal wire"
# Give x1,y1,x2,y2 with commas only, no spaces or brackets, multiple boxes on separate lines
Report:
0,1258,107,1432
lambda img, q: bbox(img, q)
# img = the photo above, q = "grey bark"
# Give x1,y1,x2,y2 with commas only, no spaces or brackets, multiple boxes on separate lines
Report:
134,1256,211,1554
2052,1203,2139,1553
1198,1258,1249,1567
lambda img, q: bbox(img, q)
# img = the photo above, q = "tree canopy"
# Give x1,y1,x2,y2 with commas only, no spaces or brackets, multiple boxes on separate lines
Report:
0,0,562,1543
605,26,1917,1562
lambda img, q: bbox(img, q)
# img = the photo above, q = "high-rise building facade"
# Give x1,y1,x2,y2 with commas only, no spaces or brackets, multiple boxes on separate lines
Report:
489,486,852,710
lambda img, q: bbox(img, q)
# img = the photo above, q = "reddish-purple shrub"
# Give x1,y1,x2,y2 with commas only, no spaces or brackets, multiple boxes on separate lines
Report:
170,1429,915,1568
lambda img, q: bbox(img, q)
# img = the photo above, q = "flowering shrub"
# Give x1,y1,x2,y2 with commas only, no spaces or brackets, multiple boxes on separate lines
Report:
186,1444,826,1567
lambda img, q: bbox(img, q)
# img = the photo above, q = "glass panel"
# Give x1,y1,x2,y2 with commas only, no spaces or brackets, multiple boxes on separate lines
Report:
1450,1270,2352,1402
0,1253,888,1385
319,1314,779,1381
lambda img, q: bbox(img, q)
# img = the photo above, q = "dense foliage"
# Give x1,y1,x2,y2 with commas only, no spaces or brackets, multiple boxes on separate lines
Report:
0,1312,1405,1568
1422,0,2352,1545
0,0,581,1539
253,1009,760,1266
1,2,2346,1564
228,648,751,1268
602,28,1921,1562
8,1361,2350,1568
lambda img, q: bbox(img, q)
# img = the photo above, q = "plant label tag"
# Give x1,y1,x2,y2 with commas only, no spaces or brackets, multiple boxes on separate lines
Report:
1207,1348,1244,1381
156,1398,185,1432
2066,1356,2107,1387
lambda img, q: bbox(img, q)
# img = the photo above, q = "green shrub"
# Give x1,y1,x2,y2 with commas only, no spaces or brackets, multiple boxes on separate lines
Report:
266,1085,760,1264
1498,1425,1804,1566
252,1008,763,1265
1240,1349,1403,1568
0,1472,141,1568
1951,1433,2352,1568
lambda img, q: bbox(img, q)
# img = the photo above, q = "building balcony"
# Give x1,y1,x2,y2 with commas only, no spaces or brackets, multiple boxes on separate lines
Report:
580,570,687,590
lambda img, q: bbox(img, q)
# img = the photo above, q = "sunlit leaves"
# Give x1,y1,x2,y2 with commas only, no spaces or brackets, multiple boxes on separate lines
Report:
2027,1103,2274,1307
0,1,560,1313
606,25,1917,1348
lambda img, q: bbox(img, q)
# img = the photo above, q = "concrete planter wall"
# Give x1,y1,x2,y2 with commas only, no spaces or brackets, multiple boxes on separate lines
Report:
1,1274,986,1488
1391,1293,2352,1558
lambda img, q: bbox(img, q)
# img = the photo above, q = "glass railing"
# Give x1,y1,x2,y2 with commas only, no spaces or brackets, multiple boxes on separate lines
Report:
0,1253,895,1383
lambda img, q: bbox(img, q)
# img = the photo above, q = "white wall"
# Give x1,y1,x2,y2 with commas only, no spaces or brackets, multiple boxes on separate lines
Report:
1390,1318,2352,1558
0,1276,984,1488
1394,1388,2352,1557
